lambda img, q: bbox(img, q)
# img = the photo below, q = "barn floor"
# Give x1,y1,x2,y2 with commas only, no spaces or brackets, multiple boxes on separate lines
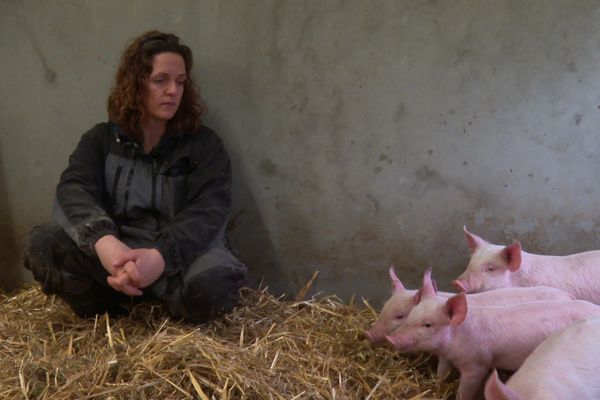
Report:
0,283,458,399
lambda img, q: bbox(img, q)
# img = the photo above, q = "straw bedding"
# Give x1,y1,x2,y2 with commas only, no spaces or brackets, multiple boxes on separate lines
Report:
0,279,458,399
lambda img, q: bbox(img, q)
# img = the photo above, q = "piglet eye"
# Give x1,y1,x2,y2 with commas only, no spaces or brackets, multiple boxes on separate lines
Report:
486,266,495,272
396,315,404,320
423,323,432,328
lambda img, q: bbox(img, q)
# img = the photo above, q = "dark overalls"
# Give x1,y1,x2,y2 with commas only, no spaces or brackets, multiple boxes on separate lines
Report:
25,122,247,322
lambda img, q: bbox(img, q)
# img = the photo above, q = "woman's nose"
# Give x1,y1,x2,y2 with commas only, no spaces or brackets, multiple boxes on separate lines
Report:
166,81,178,94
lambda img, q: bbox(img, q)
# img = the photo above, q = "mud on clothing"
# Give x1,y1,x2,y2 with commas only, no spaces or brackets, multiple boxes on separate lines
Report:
25,122,247,321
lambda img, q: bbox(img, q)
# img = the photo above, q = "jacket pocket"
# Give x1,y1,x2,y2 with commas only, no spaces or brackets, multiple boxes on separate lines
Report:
163,156,196,177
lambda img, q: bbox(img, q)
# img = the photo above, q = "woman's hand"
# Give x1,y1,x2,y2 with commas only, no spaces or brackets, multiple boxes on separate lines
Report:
106,261,144,296
95,235,130,274
95,235,143,296
112,248,166,288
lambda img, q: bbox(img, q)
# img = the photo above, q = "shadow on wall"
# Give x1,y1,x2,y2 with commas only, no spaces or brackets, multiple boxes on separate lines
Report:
0,141,26,292
227,178,292,297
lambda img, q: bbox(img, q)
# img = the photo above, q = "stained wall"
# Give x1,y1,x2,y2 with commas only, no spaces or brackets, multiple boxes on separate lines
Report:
2,1,600,305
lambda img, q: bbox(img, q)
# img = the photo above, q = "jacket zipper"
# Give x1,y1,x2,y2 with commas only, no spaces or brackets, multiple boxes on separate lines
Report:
111,166,123,208
123,155,137,218
152,158,161,230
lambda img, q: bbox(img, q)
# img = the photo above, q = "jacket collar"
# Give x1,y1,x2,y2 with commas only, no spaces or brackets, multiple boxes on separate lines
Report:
109,121,190,145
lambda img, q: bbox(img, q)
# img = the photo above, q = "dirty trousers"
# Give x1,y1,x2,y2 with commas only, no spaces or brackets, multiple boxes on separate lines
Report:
24,223,247,322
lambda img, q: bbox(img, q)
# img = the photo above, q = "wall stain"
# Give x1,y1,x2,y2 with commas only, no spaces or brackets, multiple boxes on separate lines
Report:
366,194,381,215
226,209,246,234
410,165,456,198
356,225,379,244
573,113,582,126
18,11,57,85
455,47,473,62
393,102,405,123
259,158,278,176
416,165,437,182
0,136,22,290
378,153,392,164
531,133,574,153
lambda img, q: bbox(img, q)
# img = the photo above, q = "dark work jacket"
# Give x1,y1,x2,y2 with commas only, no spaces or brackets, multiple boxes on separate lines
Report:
53,121,232,275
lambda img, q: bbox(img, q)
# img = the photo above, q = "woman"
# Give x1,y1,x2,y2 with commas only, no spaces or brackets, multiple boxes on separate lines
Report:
25,30,247,322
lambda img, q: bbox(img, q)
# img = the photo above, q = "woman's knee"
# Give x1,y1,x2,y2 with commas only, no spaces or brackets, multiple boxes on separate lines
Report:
25,223,67,258
24,223,102,296
25,224,69,291
177,264,247,322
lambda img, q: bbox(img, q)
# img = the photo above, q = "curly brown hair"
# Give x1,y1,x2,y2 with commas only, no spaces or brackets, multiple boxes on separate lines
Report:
107,30,206,139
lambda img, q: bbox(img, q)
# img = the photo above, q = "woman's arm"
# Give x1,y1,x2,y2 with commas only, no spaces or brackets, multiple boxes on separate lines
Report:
155,129,232,274
53,123,118,255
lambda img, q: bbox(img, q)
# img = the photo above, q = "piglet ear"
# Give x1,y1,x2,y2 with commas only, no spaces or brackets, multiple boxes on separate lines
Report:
413,289,423,305
463,226,486,253
420,266,437,298
413,267,436,304
484,369,521,400
446,293,468,326
502,242,522,272
389,265,405,292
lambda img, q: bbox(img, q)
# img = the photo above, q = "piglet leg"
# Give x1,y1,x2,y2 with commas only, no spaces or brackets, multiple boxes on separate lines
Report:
456,367,487,400
436,357,452,379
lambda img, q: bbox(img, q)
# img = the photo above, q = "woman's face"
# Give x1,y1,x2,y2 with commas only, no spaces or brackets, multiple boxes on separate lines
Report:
142,52,186,126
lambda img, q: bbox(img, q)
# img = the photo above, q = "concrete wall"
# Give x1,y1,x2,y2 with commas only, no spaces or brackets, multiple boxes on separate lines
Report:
2,1,600,305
